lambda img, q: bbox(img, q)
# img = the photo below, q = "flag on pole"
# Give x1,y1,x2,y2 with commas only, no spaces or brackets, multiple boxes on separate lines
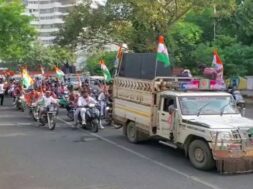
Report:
21,68,33,89
77,73,82,87
156,35,170,67
40,65,45,75
212,50,224,80
114,46,123,68
99,60,112,82
55,66,65,78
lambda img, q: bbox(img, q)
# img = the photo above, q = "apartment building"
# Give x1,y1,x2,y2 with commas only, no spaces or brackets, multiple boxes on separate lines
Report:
25,0,78,45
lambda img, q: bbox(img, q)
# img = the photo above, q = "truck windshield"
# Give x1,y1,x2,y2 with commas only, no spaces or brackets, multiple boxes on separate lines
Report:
179,96,239,115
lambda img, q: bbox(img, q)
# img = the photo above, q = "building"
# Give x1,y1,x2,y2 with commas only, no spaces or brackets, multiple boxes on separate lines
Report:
25,0,78,45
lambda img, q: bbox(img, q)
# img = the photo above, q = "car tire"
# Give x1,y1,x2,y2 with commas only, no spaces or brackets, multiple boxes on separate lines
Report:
188,139,215,170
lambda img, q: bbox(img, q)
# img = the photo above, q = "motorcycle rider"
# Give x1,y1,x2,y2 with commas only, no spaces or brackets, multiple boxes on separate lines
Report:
25,88,41,107
66,89,79,112
98,84,107,119
13,83,22,105
74,90,97,126
36,91,58,119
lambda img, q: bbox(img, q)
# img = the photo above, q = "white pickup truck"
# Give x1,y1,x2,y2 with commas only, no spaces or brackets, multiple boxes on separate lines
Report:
112,77,253,173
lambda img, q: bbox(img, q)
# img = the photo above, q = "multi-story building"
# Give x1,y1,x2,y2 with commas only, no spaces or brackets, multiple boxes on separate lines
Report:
25,0,78,45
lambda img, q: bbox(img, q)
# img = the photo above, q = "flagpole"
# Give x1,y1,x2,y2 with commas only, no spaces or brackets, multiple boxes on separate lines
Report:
115,53,123,77
154,59,158,79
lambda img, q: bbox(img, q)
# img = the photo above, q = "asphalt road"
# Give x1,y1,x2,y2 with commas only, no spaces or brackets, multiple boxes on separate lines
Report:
0,98,253,189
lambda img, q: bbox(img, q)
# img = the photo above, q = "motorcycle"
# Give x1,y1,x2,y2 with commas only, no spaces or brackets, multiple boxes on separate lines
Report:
67,106,75,121
78,103,100,133
228,88,246,116
103,100,112,126
29,103,39,121
59,94,69,108
16,96,26,112
39,103,58,130
233,90,246,116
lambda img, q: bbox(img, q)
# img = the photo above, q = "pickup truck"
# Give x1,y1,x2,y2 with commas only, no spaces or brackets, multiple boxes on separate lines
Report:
112,76,253,173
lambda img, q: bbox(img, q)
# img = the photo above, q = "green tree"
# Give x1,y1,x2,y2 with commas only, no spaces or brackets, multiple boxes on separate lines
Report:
21,43,75,70
167,21,203,69
86,51,116,75
236,0,253,45
0,0,36,61
57,0,216,52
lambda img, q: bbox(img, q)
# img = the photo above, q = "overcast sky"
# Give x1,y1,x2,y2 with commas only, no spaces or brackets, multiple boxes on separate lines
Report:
90,0,107,9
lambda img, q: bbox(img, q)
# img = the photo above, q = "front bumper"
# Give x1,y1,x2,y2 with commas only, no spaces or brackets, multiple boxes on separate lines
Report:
212,143,253,174
213,149,253,159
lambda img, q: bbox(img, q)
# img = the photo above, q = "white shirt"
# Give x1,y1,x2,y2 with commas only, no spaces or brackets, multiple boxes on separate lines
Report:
98,92,106,101
39,96,58,107
77,96,97,107
0,84,4,94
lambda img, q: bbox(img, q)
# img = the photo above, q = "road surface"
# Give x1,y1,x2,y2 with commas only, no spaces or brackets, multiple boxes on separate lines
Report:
0,98,253,189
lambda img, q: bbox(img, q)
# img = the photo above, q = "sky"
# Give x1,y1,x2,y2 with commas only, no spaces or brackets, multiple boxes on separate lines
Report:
90,0,107,9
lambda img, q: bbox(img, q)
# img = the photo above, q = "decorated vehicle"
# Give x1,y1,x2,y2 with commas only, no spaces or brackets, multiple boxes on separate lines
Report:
112,76,253,174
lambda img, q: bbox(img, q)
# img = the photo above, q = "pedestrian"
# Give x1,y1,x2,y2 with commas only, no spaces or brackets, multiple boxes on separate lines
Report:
0,79,5,106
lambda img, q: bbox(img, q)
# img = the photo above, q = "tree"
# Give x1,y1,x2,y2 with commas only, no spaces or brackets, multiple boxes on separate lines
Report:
19,43,75,70
86,51,116,75
57,0,214,52
0,0,36,61
167,21,203,69
236,0,253,45
56,0,253,76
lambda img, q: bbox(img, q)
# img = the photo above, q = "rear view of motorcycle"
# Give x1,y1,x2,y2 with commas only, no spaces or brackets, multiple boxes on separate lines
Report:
79,104,100,133
30,103,39,121
16,96,26,112
39,103,58,130
103,100,112,126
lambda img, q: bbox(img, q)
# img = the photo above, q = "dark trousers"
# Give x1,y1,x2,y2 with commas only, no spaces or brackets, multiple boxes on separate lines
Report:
0,94,4,106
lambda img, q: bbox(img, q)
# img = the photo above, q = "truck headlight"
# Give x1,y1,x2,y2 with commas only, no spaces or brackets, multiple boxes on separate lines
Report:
210,131,233,142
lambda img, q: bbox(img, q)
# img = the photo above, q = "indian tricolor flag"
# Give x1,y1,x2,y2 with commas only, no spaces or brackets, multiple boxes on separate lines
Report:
21,68,33,89
114,45,123,68
55,66,64,78
156,35,170,67
212,50,224,80
100,60,112,82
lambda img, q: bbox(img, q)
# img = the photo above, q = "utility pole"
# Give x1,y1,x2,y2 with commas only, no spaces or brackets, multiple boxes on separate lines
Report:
213,3,216,41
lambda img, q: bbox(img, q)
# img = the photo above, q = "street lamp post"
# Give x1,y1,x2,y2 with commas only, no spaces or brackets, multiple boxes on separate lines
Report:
213,3,217,41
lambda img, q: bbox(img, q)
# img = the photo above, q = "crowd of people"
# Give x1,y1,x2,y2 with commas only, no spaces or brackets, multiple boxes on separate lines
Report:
0,75,113,130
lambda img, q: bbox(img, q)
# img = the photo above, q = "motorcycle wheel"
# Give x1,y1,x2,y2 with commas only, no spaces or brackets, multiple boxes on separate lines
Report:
90,119,99,133
20,106,25,112
48,115,56,130
103,118,112,126
18,101,25,112
39,119,46,126
67,112,74,121
16,103,20,110
39,114,47,127
32,112,39,122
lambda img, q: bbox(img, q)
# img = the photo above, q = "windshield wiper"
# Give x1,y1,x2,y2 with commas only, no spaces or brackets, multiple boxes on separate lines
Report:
197,102,212,116
220,102,231,116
